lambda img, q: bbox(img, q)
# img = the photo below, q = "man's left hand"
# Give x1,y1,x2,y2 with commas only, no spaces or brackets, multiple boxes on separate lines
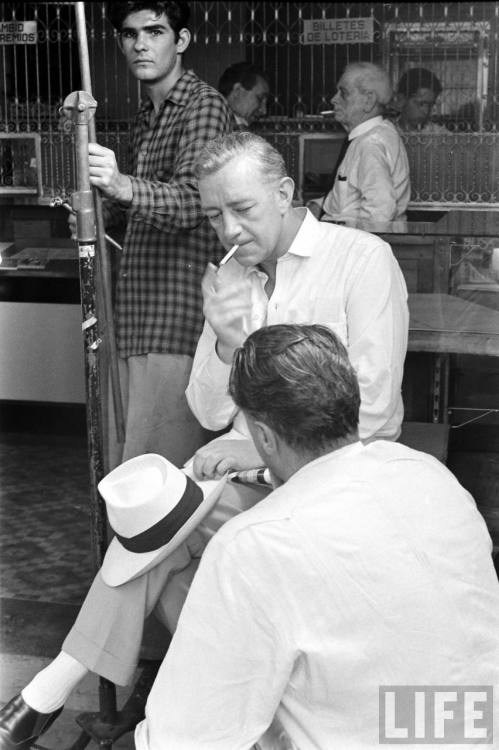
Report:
88,142,133,204
192,438,264,480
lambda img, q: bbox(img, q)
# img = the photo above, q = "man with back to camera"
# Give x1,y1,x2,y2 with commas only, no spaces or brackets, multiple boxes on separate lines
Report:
308,62,410,233
0,132,409,750
68,0,234,471
218,61,270,128
135,323,499,749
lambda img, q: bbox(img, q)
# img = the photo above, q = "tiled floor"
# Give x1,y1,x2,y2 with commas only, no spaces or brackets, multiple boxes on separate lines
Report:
1,425,497,750
0,431,95,607
0,428,135,748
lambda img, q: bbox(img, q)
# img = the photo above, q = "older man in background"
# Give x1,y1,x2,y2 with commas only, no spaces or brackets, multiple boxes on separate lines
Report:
308,62,410,232
218,61,270,128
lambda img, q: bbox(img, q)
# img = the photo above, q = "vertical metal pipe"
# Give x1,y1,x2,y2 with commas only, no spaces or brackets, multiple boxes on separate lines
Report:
72,0,122,726
74,1,125,445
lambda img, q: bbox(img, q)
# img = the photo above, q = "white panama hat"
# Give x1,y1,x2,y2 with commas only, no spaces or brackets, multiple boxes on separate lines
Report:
99,453,227,587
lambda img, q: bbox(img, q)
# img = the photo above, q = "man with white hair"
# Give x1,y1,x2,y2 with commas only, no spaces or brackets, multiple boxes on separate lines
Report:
309,62,410,232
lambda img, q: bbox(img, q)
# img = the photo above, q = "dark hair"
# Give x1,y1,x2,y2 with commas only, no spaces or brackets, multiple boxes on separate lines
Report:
229,324,360,452
397,67,442,99
218,61,269,98
106,1,190,38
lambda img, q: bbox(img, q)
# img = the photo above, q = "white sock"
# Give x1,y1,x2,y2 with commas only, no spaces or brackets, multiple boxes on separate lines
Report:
21,651,89,713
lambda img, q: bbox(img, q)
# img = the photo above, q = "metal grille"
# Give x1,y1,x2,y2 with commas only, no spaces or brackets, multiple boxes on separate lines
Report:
0,2,498,203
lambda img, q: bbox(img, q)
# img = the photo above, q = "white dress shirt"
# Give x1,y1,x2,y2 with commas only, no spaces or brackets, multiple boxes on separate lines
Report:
311,116,411,232
186,209,408,442
135,440,499,750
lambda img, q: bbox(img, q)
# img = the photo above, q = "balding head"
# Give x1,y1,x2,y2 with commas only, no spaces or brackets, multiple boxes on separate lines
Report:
345,62,392,106
331,62,392,132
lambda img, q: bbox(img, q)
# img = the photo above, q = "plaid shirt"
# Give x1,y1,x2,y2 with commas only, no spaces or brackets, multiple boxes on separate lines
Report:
111,70,233,358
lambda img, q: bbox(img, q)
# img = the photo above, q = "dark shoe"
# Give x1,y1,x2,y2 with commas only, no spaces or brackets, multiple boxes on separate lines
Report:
0,694,63,749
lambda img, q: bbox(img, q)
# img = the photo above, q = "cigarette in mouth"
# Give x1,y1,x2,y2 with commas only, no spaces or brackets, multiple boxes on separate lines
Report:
320,110,335,116
217,244,239,270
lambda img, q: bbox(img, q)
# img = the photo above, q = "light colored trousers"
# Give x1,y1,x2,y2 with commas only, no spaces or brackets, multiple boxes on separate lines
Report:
102,352,208,659
107,353,207,472
63,476,269,685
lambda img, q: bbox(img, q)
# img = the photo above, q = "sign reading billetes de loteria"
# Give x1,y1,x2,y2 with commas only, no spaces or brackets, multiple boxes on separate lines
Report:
301,18,374,45
0,21,37,45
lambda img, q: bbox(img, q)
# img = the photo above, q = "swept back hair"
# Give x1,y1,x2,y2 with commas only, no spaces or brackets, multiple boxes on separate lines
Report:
194,131,286,184
229,324,360,452
218,61,269,97
344,62,392,106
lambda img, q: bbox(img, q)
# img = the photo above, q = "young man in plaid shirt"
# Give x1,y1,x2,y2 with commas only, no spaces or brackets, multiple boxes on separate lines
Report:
71,0,234,470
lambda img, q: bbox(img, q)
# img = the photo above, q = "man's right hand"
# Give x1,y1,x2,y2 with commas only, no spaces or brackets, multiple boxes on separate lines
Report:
192,437,264,480
201,263,253,364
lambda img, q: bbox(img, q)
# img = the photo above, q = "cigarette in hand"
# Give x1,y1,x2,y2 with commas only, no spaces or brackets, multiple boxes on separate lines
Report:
217,244,239,271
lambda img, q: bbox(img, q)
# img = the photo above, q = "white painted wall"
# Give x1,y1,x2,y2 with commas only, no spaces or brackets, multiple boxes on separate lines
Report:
0,302,85,403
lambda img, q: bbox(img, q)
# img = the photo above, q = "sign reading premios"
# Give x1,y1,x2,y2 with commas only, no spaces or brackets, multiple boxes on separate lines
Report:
0,21,37,45
302,18,373,45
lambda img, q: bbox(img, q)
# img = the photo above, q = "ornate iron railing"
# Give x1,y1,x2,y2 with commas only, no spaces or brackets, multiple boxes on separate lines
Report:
0,2,498,204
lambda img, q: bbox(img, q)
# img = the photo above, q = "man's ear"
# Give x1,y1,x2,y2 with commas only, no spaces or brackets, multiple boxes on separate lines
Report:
363,89,378,114
176,27,191,54
277,176,295,212
253,419,278,458
228,82,245,104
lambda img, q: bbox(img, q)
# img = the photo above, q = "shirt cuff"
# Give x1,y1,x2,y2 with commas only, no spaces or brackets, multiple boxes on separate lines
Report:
203,347,233,387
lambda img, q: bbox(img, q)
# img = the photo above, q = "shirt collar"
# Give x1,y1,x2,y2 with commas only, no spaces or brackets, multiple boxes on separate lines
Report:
348,115,384,141
280,207,324,260
138,69,198,117
241,207,323,280
292,441,364,480
235,113,249,128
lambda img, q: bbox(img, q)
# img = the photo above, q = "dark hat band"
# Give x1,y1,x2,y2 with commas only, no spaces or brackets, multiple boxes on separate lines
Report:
115,475,203,554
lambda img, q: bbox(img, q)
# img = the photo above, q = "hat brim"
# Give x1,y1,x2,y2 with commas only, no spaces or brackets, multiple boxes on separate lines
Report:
101,474,228,587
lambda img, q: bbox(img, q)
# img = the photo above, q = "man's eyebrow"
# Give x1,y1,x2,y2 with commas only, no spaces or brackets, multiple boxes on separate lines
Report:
121,22,168,32
202,197,253,210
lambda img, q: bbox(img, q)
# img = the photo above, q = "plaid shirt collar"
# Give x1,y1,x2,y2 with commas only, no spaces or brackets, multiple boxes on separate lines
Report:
137,68,198,121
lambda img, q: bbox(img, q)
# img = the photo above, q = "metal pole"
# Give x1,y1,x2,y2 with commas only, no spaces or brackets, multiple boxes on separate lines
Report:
63,90,107,559
71,2,123,728
50,197,123,253
74,0,125,445
62,89,118,728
